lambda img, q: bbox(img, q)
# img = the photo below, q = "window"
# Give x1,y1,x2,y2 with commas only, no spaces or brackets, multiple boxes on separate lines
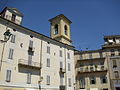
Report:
28,54,32,65
116,87,120,90
68,78,71,87
79,78,85,89
47,46,50,54
64,25,68,35
54,24,58,35
29,40,33,48
110,49,115,56
80,54,83,60
118,49,120,56
11,14,16,22
46,75,50,85
10,35,16,43
89,53,92,59
102,89,108,90
60,74,64,85
47,58,50,67
60,50,62,57
99,51,103,58
90,77,96,84
114,71,119,78
68,63,71,71
113,60,117,68
67,53,70,59
100,75,107,84
6,70,11,82
27,72,31,84
8,48,14,59
60,62,63,68
80,63,84,67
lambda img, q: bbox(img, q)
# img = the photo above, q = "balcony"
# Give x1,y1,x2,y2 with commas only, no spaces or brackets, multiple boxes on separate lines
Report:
18,59,41,69
77,65,107,74
77,56,105,61
102,43,120,48
113,80,120,85
59,68,66,73
28,47,35,54
59,85,66,90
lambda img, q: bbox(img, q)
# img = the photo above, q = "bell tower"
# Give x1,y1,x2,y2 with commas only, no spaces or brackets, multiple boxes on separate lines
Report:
49,14,72,45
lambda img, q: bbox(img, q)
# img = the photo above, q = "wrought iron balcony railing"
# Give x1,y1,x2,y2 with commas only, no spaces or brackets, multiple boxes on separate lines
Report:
77,65,107,73
59,68,66,73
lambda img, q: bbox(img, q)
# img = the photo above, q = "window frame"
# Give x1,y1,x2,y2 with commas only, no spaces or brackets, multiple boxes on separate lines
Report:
8,48,14,60
47,58,50,67
46,75,50,85
47,46,50,54
6,70,11,82
10,34,16,43
90,77,96,84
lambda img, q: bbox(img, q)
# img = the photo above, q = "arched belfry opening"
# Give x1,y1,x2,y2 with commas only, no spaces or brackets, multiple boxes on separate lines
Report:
64,25,68,35
49,14,72,45
54,24,58,35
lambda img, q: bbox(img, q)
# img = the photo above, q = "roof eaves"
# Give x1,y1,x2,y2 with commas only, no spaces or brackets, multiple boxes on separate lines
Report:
0,16,74,48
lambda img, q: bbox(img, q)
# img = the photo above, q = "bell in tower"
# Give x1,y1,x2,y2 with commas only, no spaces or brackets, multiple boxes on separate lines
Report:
49,14,72,45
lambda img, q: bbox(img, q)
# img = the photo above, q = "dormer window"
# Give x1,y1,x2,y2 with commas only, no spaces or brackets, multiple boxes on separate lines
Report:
11,14,16,22
54,24,58,35
64,25,68,35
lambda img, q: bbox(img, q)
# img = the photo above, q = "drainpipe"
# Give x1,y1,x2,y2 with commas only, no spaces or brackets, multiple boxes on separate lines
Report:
39,36,43,90
0,42,6,72
0,21,9,72
64,46,67,90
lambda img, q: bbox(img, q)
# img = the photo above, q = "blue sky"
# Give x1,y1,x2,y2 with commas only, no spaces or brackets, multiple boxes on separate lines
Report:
0,0,120,50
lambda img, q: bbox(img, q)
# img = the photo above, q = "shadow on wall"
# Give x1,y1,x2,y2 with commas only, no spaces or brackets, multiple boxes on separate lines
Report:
18,66,40,75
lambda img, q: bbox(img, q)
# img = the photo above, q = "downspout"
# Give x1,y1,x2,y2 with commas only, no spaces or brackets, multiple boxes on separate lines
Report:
0,43,6,72
0,21,9,72
64,46,67,90
39,36,43,90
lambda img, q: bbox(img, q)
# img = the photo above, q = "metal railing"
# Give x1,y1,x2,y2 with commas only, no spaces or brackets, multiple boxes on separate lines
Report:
77,55,105,61
60,68,66,73
77,65,107,73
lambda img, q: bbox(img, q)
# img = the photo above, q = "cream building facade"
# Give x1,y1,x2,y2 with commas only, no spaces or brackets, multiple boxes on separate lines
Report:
0,7,75,90
75,50,111,90
102,35,120,90
75,35,120,90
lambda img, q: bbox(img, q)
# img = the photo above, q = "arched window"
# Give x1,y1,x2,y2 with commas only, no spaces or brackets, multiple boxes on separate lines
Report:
54,24,58,35
64,25,68,35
